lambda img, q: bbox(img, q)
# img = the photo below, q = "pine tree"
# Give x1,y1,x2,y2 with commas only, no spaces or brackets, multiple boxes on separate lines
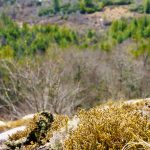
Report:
144,0,150,14
84,0,93,7
53,0,60,13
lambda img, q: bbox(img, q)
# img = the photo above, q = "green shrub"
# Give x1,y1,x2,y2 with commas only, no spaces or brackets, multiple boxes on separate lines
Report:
129,4,144,13
79,0,102,14
38,7,54,16
130,0,150,14
8,20,80,56
0,15,81,58
109,17,150,43
0,45,14,59
100,41,111,52
144,25,150,37
112,0,133,5
38,0,133,15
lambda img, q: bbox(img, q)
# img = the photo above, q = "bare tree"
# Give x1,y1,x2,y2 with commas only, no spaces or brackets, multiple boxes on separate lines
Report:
0,59,83,118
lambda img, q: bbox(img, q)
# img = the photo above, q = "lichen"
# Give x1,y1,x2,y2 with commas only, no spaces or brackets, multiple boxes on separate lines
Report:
6,112,55,149
64,102,150,150
5,101,150,150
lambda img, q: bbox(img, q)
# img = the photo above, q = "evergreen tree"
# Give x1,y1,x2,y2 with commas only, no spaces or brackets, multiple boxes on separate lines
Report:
84,0,93,7
53,0,60,13
144,0,150,14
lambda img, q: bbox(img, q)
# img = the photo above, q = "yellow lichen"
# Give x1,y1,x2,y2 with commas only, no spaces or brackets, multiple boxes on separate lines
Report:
64,102,150,150
6,101,150,150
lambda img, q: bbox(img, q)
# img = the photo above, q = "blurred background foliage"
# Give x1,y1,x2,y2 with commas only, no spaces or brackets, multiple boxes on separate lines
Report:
0,0,150,118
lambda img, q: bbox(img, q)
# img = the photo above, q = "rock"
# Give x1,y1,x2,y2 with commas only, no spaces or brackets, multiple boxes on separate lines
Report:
22,114,34,120
0,121,5,126
0,126,26,142
38,116,80,150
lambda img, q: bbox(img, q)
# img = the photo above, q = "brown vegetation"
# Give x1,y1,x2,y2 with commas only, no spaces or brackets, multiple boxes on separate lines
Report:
0,46,149,119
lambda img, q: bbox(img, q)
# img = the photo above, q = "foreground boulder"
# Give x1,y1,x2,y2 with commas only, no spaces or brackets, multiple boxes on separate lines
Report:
1,99,150,150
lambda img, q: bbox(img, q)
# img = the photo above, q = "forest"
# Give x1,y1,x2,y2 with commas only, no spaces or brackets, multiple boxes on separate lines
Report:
0,0,150,117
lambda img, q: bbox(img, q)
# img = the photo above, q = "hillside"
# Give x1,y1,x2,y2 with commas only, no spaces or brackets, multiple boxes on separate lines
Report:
0,0,150,149
0,0,144,26
0,0,150,115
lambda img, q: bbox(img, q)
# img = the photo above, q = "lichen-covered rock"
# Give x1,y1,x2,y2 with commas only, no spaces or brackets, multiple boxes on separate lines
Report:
38,116,80,150
6,112,54,150
2,99,150,150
